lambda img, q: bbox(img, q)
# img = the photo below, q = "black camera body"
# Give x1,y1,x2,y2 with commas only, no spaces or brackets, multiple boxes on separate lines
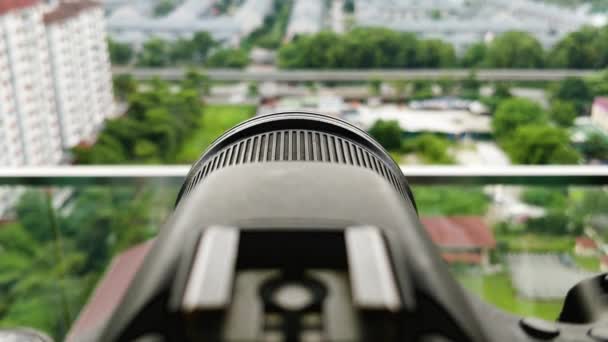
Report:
81,113,608,341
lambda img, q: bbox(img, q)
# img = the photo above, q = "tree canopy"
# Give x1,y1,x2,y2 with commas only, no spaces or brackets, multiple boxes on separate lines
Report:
278,28,457,69
368,120,402,151
484,31,545,68
492,98,547,139
207,48,249,68
135,32,218,67
402,134,455,164
0,186,169,340
107,39,133,65
549,100,578,127
548,25,608,68
580,132,608,161
73,79,203,164
504,125,580,164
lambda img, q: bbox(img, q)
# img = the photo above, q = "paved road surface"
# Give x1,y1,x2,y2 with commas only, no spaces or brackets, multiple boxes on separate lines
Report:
113,67,600,82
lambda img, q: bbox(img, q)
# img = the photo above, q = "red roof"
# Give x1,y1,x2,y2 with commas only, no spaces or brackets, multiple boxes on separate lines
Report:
442,252,482,264
575,237,597,249
43,0,100,25
595,97,608,111
66,240,154,342
421,216,496,249
0,0,39,15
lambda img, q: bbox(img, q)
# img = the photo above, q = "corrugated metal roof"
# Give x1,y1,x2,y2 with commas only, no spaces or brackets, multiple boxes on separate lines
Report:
0,0,39,16
421,216,496,248
43,0,100,25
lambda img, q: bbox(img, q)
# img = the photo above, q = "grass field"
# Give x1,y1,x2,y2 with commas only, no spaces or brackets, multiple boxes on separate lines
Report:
497,234,574,253
176,104,256,163
574,255,600,272
456,272,563,321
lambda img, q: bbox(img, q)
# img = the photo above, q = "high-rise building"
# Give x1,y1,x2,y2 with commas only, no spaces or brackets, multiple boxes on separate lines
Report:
44,0,115,148
0,0,62,166
0,0,115,216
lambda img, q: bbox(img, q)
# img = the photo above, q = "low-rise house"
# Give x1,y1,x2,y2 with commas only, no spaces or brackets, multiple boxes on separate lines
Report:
574,236,598,257
421,216,496,267
601,255,608,272
592,97,608,132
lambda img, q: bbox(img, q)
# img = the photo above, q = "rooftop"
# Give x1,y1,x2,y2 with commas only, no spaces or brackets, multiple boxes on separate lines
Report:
43,0,100,25
594,97,608,111
354,104,491,135
0,0,39,16
422,216,496,249
575,236,598,249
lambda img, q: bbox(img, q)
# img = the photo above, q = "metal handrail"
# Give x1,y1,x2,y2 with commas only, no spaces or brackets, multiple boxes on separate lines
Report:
0,166,607,185
112,67,601,82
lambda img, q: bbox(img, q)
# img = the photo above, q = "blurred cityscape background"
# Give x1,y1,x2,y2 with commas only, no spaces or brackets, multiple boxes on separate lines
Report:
2,0,608,339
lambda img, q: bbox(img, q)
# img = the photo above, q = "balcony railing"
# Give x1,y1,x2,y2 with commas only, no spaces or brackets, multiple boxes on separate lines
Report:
0,165,607,185
1,165,607,340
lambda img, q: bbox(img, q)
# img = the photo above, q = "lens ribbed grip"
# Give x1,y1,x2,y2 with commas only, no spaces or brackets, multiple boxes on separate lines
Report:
181,129,408,200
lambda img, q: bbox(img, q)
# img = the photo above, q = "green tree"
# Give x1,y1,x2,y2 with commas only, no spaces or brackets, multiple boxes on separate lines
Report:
247,82,259,97
461,70,481,99
107,39,133,65
402,134,454,164
521,187,567,209
549,100,578,127
553,77,592,113
72,78,204,164
526,212,575,235
368,120,402,151
192,32,216,62
548,25,608,69
154,0,176,16
580,132,608,161
461,42,487,68
15,192,54,242
343,0,354,12
554,77,592,102
587,70,608,97
181,69,210,95
137,38,171,67
492,98,546,139
112,74,137,101
278,28,454,69
493,83,512,99
369,79,382,96
505,125,580,164
416,39,456,68
484,31,545,68
207,48,249,68
169,38,195,63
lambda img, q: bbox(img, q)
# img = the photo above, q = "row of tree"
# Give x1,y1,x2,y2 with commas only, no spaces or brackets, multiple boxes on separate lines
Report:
73,74,206,164
505,186,608,239
279,26,608,69
109,33,249,68
368,120,455,164
0,186,170,339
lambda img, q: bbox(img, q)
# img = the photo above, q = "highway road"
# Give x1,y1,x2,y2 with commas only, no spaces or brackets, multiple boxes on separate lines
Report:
113,67,600,82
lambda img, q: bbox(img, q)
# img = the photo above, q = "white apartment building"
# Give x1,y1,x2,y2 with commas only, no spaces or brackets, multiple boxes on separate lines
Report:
0,0,115,216
44,0,115,147
0,0,63,216
0,0,62,166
